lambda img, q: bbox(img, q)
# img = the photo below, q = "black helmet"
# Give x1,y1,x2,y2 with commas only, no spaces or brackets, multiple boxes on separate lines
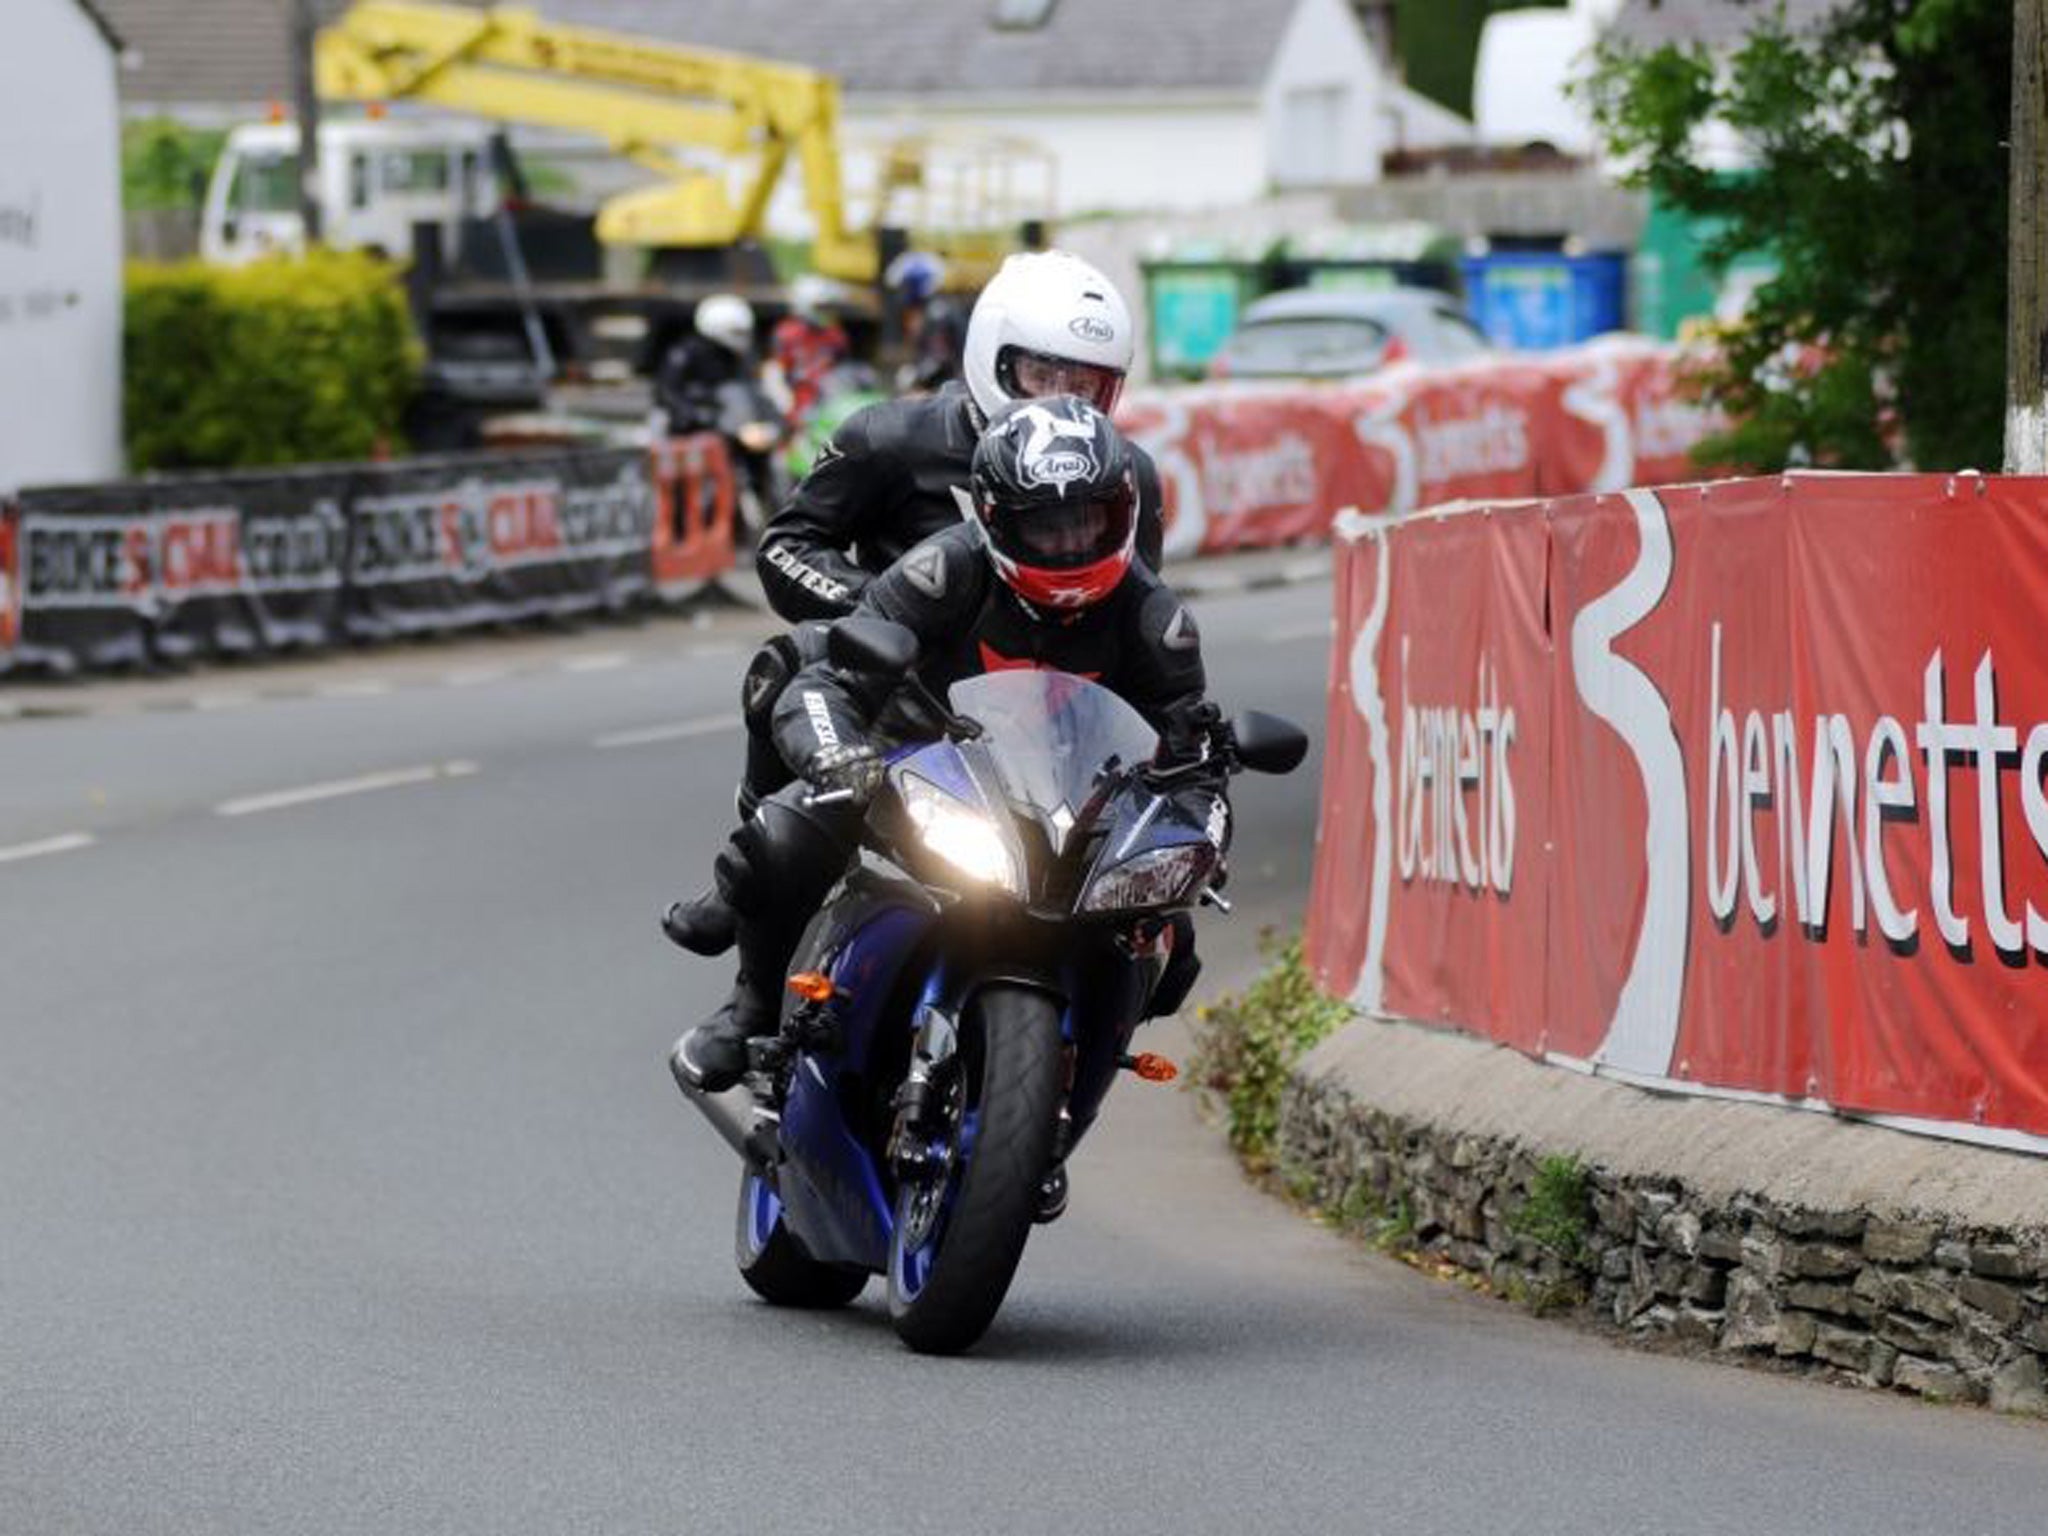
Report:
968,396,1138,611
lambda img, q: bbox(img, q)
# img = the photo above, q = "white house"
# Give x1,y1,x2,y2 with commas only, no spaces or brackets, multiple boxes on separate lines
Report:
0,0,126,492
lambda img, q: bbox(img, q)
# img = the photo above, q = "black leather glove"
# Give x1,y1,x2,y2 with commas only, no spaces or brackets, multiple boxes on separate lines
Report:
804,742,887,805
1154,700,1223,770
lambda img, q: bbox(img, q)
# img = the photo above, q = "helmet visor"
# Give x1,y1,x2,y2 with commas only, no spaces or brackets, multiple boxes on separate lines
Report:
990,486,1135,570
1000,347,1125,413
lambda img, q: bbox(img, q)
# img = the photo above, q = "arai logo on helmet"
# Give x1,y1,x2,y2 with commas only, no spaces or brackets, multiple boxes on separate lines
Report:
1069,316,1116,345
1025,449,1094,488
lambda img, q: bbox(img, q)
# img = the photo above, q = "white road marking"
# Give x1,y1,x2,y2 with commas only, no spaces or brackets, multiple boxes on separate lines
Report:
215,760,480,818
1265,619,1336,643
594,714,741,750
442,666,509,688
191,691,258,712
562,652,629,674
0,831,96,865
316,680,393,700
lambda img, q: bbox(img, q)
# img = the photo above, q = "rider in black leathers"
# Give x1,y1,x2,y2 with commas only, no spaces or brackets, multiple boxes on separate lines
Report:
656,294,754,435
663,250,1165,956
671,397,1219,1099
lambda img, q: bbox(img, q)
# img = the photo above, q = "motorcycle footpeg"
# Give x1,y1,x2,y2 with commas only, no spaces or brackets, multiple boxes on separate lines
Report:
746,1036,791,1076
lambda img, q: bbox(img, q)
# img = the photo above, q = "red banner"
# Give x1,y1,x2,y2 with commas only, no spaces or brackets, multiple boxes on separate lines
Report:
1118,341,1716,559
1306,473,2048,1151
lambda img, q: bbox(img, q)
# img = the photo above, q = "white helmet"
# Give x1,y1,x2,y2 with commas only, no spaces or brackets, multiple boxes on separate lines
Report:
694,293,755,355
788,273,838,324
962,250,1134,421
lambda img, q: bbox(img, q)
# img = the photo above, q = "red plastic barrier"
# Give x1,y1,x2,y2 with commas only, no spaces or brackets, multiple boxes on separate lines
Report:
1305,473,2048,1152
1117,339,1720,560
649,432,738,595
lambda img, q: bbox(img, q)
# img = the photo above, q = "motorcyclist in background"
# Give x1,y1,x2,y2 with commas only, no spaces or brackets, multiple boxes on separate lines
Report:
768,274,852,427
881,250,971,394
656,293,757,435
662,249,1167,956
671,395,1221,1107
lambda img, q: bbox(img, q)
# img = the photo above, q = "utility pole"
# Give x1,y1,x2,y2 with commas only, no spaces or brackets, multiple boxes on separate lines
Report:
289,0,324,244
2007,0,2047,470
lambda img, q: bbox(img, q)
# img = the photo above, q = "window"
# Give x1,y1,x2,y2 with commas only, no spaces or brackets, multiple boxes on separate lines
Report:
380,150,452,195
349,153,371,210
229,151,300,214
991,0,1060,30
1213,317,1391,378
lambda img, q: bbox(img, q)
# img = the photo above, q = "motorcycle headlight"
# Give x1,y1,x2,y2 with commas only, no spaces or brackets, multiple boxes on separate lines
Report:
900,775,1023,898
1079,844,1214,914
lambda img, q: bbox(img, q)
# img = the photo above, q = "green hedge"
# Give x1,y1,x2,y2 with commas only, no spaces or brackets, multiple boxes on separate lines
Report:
125,251,421,472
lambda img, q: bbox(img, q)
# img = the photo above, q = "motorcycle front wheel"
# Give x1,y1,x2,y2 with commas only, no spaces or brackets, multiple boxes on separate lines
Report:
887,984,1063,1355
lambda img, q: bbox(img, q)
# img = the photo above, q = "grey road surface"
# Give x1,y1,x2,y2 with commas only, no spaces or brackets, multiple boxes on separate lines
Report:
3,581,2043,1536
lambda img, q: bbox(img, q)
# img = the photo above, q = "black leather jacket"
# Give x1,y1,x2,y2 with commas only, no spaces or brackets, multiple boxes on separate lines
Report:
755,382,1167,623
772,523,1207,781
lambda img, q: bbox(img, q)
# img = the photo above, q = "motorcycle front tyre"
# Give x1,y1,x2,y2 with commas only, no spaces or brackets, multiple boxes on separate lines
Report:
888,984,1064,1355
734,1168,868,1309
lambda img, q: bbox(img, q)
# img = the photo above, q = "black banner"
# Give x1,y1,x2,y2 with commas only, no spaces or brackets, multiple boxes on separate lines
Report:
1,445,667,676
344,447,653,641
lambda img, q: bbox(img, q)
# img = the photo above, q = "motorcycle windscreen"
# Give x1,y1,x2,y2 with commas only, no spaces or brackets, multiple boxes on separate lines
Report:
947,671,1158,823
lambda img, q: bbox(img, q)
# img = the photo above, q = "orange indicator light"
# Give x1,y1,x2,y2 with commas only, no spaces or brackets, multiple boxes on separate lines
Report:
787,972,837,1003
1124,1053,1178,1083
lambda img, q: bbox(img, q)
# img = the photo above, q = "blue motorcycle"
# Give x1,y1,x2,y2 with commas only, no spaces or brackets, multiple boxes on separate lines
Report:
676,619,1308,1354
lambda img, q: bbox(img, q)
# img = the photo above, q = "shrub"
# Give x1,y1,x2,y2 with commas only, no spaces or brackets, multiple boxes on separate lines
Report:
1507,1154,1591,1266
1189,931,1350,1165
125,251,421,471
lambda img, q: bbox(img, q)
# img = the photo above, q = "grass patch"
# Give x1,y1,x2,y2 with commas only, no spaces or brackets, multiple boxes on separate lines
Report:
1507,1154,1591,1267
1189,932,1350,1168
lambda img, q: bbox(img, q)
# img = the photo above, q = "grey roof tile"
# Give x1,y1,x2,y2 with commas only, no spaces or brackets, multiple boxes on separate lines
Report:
99,0,1303,108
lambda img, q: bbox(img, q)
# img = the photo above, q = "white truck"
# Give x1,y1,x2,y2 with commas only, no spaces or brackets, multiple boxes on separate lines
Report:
200,116,501,266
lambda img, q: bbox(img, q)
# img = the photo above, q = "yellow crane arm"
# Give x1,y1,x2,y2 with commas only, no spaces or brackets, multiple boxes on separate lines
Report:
314,1,876,279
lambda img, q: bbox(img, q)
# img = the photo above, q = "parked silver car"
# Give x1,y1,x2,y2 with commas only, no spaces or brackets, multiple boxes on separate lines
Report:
1208,286,1491,379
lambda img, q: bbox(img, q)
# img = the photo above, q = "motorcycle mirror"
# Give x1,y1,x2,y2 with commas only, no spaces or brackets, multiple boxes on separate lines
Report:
1231,710,1309,775
829,616,919,675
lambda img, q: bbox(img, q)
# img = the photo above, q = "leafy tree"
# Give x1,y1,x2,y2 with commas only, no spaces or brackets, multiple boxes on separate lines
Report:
1578,0,2009,470
122,119,228,212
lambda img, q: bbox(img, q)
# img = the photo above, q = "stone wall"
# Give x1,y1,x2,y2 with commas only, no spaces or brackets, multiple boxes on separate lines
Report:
1279,1066,2048,1415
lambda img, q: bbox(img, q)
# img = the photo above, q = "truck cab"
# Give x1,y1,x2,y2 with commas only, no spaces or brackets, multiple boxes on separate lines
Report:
200,117,500,266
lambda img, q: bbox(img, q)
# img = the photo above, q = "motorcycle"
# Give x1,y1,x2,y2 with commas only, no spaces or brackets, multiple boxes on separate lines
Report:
674,618,1308,1354
665,375,791,542
779,361,887,485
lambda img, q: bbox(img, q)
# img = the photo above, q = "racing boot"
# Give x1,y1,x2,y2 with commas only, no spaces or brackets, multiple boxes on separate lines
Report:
668,916,794,1094
660,887,738,957
669,999,752,1095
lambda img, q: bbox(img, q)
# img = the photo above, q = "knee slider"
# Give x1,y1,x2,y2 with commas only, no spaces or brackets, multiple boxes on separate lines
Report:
739,634,800,735
739,622,831,735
